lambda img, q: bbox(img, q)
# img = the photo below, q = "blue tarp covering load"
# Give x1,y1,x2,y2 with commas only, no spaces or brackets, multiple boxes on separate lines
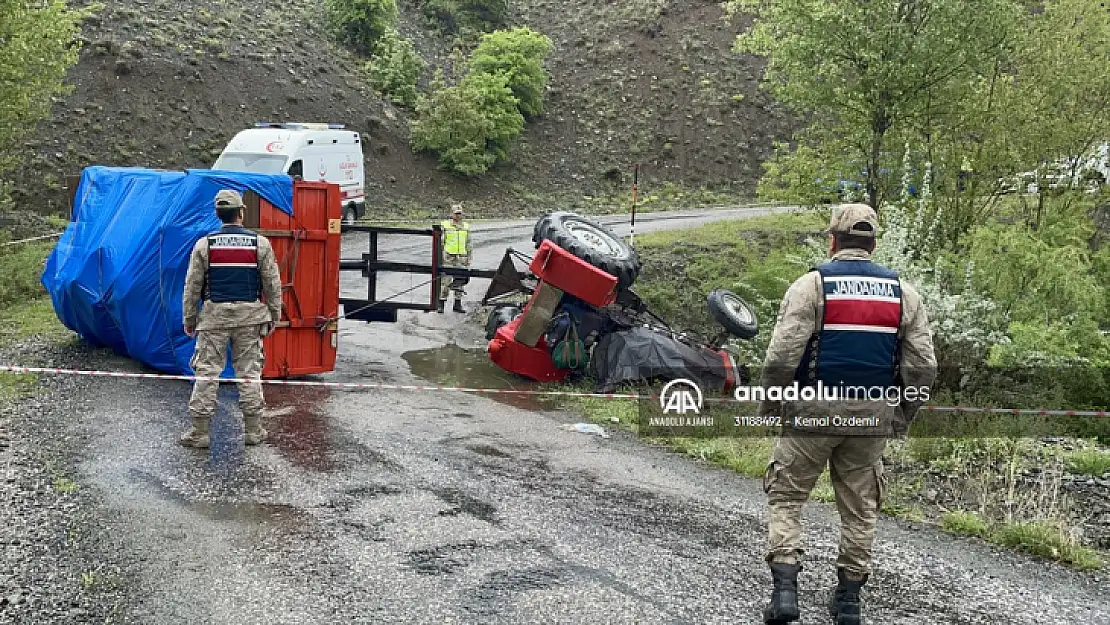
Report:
41,166,294,376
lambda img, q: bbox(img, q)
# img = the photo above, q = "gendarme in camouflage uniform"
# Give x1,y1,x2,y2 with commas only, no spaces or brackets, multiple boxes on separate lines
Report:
180,189,283,449
757,203,937,625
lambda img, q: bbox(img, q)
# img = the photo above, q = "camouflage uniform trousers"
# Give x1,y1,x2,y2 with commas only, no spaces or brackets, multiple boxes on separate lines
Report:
187,323,267,422
764,431,888,578
439,253,468,301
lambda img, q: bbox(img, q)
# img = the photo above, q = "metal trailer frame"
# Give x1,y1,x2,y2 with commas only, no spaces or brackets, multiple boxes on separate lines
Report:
336,224,738,352
337,223,534,322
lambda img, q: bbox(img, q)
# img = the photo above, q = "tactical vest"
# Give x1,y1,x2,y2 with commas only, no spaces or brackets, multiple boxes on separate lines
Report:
205,225,261,303
794,259,903,391
441,220,469,255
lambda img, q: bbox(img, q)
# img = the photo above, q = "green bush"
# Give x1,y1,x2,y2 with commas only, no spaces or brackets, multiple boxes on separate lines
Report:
421,0,459,32
1066,447,1110,476
326,0,398,56
455,0,508,25
410,70,524,176
421,0,508,32
366,29,424,108
468,27,553,119
0,0,83,175
966,219,1105,328
941,511,990,538
756,141,852,207
991,521,1103,570
0,237,52,311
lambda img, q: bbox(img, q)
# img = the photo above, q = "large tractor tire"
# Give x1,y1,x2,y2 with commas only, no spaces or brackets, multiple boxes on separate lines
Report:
532,211,642,290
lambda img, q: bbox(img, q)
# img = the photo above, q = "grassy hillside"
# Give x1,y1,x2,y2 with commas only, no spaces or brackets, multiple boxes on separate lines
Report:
10,0,790,223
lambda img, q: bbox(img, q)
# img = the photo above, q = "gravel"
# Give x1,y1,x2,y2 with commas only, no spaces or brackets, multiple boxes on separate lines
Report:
0,339,133,624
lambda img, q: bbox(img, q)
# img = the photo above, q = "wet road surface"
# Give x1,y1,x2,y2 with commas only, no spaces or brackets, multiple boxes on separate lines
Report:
42,207,1110,623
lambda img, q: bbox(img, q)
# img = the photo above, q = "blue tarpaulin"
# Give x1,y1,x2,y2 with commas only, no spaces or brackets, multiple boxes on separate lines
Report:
41,166,294,377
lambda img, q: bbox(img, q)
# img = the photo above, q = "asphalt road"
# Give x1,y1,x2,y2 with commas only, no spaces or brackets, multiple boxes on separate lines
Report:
21,206,1110,624
337,205,804,311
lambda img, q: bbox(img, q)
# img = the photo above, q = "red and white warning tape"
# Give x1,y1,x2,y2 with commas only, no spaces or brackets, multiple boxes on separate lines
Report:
0,365,642,399
1,232,63,247
0,364,1107,416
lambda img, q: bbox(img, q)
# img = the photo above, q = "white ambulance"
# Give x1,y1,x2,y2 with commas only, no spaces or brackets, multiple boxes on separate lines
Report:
212,122,367,223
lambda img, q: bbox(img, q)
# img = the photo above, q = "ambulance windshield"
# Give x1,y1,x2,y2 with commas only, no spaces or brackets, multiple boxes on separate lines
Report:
212,153,289,174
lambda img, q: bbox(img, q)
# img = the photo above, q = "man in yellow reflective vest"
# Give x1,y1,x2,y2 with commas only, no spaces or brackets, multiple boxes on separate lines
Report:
439,203,472,313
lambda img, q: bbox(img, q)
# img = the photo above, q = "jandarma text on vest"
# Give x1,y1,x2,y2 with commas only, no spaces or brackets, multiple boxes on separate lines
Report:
733,381,931,407
210,234,257,247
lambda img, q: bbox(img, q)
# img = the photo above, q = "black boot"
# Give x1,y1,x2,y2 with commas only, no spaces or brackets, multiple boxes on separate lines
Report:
763,562,801,624
828,568,867,625
453,298,465,313
437,299,445,313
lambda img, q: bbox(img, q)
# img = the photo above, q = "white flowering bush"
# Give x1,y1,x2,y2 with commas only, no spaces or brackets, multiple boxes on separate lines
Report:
871,153,1010,370
738,145,1010,378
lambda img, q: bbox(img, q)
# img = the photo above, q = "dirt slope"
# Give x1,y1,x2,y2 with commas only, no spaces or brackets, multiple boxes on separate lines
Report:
12,0,791,220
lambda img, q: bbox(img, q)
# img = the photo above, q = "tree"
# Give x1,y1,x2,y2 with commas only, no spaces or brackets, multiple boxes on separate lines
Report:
997,0,1110,228
728,0,1024,212
891,0,1110,241
366,29,425,108
410,70,524,176
0,0,83,173
467,27,553,119
326,0,398,56
455,0,509,26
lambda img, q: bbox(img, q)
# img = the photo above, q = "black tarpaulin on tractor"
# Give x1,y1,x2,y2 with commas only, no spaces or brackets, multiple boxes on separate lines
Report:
587,326,731,394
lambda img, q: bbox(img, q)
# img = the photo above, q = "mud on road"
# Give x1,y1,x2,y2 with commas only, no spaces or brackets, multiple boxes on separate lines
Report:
1,208,1108,624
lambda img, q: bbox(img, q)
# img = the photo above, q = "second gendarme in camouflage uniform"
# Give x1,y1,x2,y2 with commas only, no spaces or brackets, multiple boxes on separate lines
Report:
756,203,937,625
180,189,283,449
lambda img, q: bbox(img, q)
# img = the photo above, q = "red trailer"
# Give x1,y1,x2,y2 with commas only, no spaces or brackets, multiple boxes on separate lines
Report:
237,181,343,378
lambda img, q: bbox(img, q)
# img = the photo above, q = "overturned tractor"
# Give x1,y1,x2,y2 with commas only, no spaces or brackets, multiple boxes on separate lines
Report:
481,211,759,394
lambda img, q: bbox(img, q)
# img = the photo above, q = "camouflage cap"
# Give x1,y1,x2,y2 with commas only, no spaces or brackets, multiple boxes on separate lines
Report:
827,203,879,237
214,189,244,208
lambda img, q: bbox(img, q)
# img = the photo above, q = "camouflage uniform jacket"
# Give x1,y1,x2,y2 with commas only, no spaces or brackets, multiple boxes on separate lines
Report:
183,233,283,331
756,248,938,437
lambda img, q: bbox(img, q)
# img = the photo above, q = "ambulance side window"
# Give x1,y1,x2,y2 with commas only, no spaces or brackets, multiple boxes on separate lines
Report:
288,159,303,179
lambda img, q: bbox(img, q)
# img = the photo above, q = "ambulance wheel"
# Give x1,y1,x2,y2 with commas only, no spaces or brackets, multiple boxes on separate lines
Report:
343,204,357,225
707,289,758,340
532,211,641,290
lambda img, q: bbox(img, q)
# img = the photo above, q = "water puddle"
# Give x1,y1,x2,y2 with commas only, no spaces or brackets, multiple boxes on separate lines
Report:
128,468,313,530
186,500,306,524
401,344,546,410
